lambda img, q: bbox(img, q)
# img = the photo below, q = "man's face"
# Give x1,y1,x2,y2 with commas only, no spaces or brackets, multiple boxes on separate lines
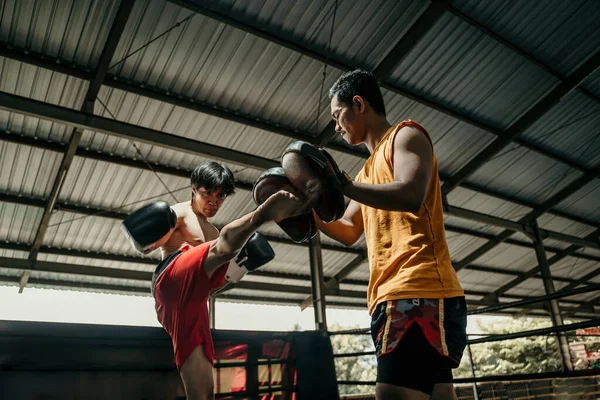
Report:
192,186,227,218
330,95,366,146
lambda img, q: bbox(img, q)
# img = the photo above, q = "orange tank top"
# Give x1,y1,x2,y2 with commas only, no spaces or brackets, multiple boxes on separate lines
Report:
356,121,464,315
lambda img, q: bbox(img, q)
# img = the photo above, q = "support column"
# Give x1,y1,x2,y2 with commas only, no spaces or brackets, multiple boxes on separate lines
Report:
309,233,328,331
209,295,216,329
530,220,573,371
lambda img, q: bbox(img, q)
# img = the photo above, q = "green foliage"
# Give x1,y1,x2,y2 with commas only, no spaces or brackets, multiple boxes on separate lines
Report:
454,317,563,378
329,323,376,395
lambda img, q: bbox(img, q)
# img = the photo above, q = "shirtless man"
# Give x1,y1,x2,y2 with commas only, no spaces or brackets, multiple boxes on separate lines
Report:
122,161,302,400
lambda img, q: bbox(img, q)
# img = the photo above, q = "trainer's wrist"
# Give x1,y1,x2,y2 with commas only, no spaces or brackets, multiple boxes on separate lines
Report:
338,170,353,188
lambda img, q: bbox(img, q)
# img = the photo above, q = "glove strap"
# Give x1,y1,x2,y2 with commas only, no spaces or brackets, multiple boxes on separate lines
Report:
338,170,353,188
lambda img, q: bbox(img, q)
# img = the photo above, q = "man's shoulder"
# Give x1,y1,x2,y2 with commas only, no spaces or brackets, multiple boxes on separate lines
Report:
170,201,191,216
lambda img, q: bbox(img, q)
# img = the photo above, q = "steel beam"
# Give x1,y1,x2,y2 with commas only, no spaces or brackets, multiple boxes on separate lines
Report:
308,234,328,330
299,253,367,310
445,3,600,108
441,50,600,194
0,91,277,170
0,275,149,295
0,257,151,281
523,220,570,372
209,295,216,329
6,130,599,251
0,254,593,314
485,229,600,300
22,1,136,292
449,158,600,273
164,0,600,186
1,46,599,229
316,0,449,145
2,187,597,273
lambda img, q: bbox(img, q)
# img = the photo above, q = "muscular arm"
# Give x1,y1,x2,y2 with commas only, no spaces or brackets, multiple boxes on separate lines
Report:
315,199,363,247
203,211,264,273
343,126,433,213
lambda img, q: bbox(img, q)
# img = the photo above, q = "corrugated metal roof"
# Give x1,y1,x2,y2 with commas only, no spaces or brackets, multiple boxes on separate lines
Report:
242,273,311,288
542,238,571,252
339,282,367,292
0,57,88,108
520,91,600,168
446,234,490,262
472,242,546,272
60,156,190,212
389,12,558,129
551,256,598,281
0,141,62,198
209,0,426,69
584,68,600,98
0,0,121,68
345,260,370,282
456,270,505,293
78,130,264,186
28,270,150,289
504,278,546,297
326,296,366,306
96,86,296,165
447,187,533,221
457,269,511,289
443,214,505,236
454,0,600,76
37,252,154,273
44,211,135,257
381,91,498,175
577,248,600,260
537,213,597,238
0,267,24,278
560,291,597,303
0,202,43,244
466,146,583,203
510,232,532,244
0,0,597,317
111,0,426,135
0,58,87,142
110,0,339,135
225,288,307,302
25,282,150,297
0,249,28,259
555,178,600,222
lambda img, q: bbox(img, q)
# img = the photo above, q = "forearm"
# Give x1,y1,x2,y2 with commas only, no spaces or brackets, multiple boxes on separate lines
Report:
314,215,358,247
213,211,265,258
343,181,422,212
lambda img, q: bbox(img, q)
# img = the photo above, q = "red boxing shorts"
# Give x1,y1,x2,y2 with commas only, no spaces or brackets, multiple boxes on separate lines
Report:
371,297,467,366
152,243,228,370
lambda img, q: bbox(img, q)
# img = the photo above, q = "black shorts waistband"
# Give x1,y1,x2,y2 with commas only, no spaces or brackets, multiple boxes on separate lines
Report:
151,250,182,296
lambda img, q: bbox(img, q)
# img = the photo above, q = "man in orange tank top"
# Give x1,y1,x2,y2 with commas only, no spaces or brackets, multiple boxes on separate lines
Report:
316,69,467,400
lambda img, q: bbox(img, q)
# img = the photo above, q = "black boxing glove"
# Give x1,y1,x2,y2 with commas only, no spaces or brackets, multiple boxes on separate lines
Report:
281,141,349,223
226,232,275,283
121,201,177,255
252,167,317,243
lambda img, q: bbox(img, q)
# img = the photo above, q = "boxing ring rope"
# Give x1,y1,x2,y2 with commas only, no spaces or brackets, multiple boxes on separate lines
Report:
467,283,600,316
329,284,600,398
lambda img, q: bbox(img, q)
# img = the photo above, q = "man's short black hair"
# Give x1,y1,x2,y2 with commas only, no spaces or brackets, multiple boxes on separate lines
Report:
190,161,235,196
329,69,386,116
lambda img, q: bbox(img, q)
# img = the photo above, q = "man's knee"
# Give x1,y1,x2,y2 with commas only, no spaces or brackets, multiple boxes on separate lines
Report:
431,383,457,400
376,382,429,400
